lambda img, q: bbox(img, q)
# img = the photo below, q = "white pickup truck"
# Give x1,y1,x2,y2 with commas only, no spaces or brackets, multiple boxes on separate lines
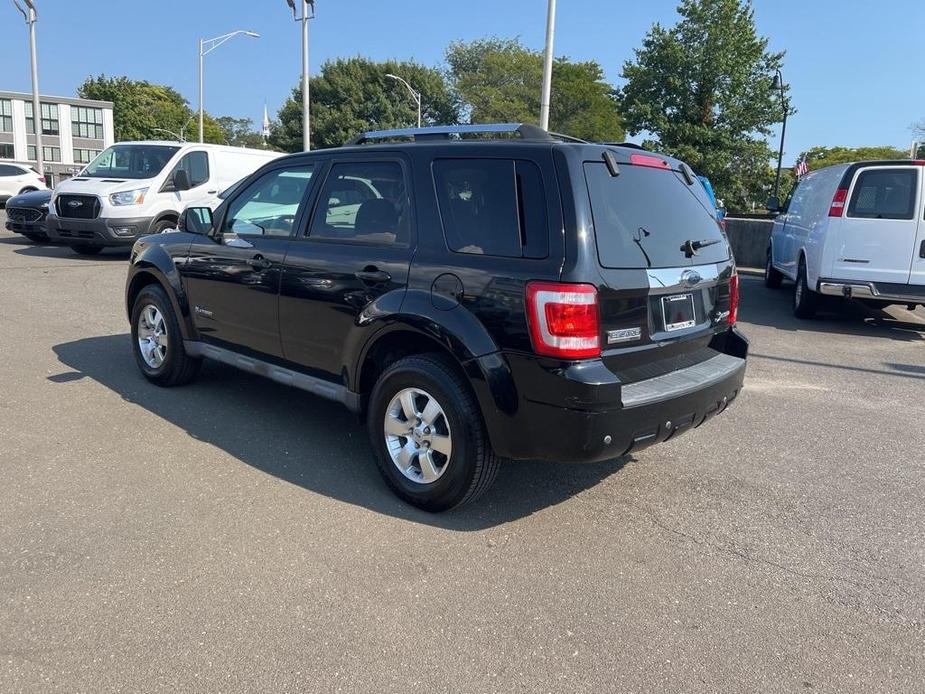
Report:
766,160,925,317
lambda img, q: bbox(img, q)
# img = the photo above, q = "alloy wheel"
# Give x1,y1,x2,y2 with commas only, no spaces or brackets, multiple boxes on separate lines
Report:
137,304,169,368
384,387,452,484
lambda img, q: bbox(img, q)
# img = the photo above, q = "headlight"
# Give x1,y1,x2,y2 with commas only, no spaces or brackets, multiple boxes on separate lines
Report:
109,188,148,206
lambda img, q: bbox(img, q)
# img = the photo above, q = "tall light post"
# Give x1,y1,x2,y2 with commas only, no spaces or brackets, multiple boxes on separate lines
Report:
771,69,789,207
199,30,260,143
539,0,557,131
11,0,43,178
385,73,421,128
286,0,315,151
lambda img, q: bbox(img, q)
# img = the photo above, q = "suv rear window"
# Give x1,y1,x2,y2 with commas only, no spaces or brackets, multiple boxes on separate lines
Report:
847,168,917,220
584,162,728,269
433,158,548,258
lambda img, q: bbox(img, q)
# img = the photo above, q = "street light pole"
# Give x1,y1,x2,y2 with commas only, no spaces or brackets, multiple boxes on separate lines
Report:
385,73,422,128
198,30,260,143
286,0,315,151
772,69,788,205
539,0,557,131
12,0,43,178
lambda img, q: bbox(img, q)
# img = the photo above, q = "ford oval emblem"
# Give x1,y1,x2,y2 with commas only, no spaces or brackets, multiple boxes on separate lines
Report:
67,199,83,208
681,270,702,287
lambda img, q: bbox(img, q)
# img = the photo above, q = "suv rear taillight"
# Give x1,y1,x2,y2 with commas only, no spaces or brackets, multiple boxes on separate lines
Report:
729,272,740,326
525,282,600,359
828,188,848,217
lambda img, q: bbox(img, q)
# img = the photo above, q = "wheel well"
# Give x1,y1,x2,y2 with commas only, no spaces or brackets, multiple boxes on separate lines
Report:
126,271,163,316
152,212,179,229
358,330,467,400
18,186,37,194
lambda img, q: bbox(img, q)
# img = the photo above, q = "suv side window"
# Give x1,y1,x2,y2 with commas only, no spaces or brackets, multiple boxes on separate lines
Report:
168,151,210,190
433,158,548,258
223,166,315,237
0,164,22,176
308,161,410,245
847,168,916,220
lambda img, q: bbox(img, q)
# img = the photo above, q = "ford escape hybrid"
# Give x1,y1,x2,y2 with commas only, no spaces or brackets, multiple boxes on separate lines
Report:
125,124,748,511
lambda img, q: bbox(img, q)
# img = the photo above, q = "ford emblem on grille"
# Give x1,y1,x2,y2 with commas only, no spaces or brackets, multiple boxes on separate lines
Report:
67,200,84,208
680,270,702,287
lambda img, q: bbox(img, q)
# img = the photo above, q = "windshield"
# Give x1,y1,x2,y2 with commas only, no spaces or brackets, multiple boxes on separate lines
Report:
584,162,729,269
82,144,180,179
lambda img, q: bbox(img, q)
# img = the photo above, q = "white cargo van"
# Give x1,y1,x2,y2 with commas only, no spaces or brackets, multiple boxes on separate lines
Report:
766,160,925,317
46,142,281,255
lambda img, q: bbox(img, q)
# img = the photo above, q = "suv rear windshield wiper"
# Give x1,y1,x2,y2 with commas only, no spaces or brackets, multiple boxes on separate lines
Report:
680,238,721,258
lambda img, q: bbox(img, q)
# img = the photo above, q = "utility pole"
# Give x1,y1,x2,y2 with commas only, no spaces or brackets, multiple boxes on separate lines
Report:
12,0,43,179
539,0,556,131
286,0,315,151
771,69,788,206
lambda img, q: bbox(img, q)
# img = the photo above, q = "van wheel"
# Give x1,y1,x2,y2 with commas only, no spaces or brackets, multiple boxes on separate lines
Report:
367,354,500,512
151,218,177,234
793,259,817,319
69,245,102,256
764,249,783,289
130,284,201,386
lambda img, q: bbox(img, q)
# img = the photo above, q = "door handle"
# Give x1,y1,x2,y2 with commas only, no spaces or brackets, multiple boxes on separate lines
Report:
355,269,391,283
920,240,925,259
247,254,272,270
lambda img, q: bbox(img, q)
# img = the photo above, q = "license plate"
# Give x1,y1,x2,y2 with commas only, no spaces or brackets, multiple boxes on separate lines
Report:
661,293,696,332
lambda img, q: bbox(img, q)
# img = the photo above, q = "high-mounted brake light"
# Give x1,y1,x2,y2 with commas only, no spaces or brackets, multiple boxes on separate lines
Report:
728,272,740,326
630,153,672,170
828,188,848,217
525,282,600,359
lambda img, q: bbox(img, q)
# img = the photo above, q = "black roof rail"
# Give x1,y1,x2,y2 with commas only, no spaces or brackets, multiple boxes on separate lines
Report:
602,141,649,151
346,123,556,145
548,131,589,144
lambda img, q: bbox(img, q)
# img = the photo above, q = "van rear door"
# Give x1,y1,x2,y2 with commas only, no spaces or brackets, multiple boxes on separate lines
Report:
908,170,925,286
832,165,921,284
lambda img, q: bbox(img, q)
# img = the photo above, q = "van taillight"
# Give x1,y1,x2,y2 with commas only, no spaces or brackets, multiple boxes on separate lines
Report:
828,188,848,217
728,272,740,326
525,282,600,359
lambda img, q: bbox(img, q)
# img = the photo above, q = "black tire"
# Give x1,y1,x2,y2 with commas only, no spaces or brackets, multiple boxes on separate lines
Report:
793,259,817,319
764,248,783,289
69,244,102,256
130,284,201,387
18,187,37,194
151,218,177,234
367,353,500,512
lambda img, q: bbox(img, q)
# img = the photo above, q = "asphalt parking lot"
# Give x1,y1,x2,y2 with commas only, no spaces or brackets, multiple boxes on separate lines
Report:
1,212,923,693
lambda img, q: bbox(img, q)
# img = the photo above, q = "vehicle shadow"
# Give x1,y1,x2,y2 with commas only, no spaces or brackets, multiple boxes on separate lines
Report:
11,242,131,260
52,334,629,530
738,275,925,342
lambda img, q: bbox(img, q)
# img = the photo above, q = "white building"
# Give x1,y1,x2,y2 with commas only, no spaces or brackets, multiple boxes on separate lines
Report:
0,90,114,184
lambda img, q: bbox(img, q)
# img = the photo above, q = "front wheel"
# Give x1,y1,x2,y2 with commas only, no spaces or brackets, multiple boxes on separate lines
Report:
793,260,818,319
367,354,500,512
130,284,201,387
764,249,783,289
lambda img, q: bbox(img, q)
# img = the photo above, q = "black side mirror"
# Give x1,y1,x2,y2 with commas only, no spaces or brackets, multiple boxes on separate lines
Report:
766,195,780,214
173,169,192,191
179,206,214,235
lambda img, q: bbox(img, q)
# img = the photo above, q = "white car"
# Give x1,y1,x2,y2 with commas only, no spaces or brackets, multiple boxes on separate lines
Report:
0,162,48,205
46,142,281,255
766,160,925,317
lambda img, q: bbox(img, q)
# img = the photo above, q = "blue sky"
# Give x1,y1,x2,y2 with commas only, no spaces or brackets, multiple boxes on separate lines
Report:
2,0,923,161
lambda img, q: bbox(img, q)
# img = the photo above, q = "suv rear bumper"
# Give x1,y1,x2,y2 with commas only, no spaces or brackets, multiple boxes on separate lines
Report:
818,279,925,305
470,327,748,464
46,213,155,247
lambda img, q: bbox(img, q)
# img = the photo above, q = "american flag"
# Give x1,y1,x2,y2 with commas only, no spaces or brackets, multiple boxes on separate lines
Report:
795,155,809,179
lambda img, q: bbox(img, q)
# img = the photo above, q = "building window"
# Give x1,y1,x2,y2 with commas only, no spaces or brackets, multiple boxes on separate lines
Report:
27,145,61,162
71,106,104,140
0,143,13,159
25,102,59,136
0,100,12,133
73,148,101,164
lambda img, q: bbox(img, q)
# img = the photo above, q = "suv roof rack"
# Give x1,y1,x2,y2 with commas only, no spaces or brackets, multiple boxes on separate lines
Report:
348,123,577,146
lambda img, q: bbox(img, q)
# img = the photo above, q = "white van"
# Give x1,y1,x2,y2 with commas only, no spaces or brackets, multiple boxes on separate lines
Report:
766,160,925,317
46,141,281,255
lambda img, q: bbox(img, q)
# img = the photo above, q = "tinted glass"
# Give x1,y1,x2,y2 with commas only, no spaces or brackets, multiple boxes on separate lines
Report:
309,162,410,245
0,164,21,176
83,145,180,179
847,169,916,220
173,151,210,188
433,158,547,258
584,162,728,269
223,167,314,237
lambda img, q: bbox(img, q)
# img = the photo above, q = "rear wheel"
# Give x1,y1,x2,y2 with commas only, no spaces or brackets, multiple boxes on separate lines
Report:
130,284,201,386
367,354,500,512
69,244,102,256
764,248,783,289
151,218,177,234
793,259,817,319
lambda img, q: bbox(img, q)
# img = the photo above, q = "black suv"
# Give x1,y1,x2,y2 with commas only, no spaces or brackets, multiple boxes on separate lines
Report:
125,124,747,511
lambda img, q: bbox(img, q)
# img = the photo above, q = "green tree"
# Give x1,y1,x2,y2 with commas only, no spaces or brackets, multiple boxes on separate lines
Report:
798,145,911,172
215,116,267,148
78,75,223,143
270,58,460,152
446,38,623,142
618,0,786,211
